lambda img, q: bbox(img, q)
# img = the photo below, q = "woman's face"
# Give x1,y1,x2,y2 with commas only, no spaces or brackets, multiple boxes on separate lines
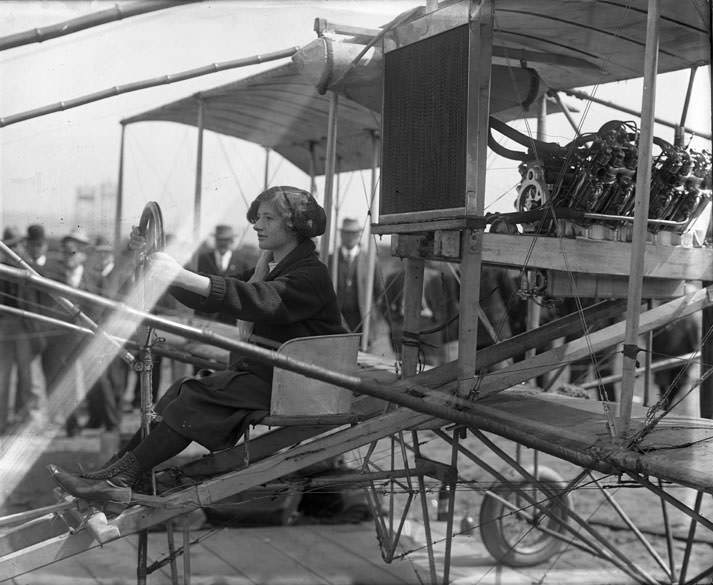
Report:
253,200,297,256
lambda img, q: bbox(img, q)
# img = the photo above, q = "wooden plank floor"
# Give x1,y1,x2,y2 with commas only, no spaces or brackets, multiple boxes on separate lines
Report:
10,524,422,585
7,520,645,585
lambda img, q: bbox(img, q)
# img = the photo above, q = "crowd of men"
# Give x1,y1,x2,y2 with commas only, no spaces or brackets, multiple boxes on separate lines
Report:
0,223,139,435
0,217,468,437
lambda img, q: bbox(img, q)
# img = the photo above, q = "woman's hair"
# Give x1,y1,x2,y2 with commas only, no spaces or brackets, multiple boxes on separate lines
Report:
247,186,327,240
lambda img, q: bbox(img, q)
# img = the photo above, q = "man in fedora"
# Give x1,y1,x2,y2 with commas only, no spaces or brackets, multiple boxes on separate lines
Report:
194,224,248,325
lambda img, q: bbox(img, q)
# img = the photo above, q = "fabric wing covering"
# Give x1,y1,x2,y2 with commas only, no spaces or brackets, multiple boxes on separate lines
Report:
122,0,709,175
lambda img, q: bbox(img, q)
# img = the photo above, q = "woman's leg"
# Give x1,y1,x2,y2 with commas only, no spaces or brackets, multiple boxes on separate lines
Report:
85,376,187,474
49,421,191,502
131,421,191,471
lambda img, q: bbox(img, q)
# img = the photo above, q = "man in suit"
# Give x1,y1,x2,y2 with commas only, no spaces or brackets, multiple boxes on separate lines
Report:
332,218,365,333
331,218,384,339
194,224,248,325
42,228,95,436
20,224,56,424
84,235,131,432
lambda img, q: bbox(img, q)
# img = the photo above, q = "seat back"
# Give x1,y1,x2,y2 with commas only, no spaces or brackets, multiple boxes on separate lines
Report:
270,333,360,416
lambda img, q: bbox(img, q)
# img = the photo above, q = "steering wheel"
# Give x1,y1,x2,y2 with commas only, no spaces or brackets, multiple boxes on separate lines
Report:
136,201,165,263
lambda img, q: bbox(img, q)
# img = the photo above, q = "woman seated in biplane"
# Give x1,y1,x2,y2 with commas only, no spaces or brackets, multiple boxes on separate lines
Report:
49,185,345,503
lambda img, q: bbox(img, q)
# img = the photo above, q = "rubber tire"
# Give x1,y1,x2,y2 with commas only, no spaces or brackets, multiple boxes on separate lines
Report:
479,465,572,567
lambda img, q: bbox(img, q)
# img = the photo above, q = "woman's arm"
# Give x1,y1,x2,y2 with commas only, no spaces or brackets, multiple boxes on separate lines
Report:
148,252,211,297
174,267,211,296
210,264,330,324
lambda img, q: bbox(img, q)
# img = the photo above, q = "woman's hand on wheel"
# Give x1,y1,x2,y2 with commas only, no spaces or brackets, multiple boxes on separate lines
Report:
146,252,184,287
128,226,147,252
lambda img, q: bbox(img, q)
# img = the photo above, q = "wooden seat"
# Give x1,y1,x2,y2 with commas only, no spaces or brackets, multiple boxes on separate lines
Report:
259,333,362,427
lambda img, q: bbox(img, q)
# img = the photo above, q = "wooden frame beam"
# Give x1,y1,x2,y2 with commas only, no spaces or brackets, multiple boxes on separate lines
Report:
457,0,494,397
481,233,713,281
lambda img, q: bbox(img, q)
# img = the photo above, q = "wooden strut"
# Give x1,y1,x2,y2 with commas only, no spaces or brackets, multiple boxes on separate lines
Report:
588,473,672,579
456,0,493,398
114,123,126,253
192,98,205,242
0,47,300,128
618,0,661,437
0,303,225,371
322,91,339,277
581,351,701,390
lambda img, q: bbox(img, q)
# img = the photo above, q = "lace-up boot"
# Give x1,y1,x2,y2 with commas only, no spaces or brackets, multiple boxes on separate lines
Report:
48,453,141,504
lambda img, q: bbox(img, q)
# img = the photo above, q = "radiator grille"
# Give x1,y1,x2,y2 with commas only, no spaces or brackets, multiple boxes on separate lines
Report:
381,25,469,217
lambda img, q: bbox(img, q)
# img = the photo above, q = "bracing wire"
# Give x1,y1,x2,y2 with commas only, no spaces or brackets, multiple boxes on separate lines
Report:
629,320,713,448
216,134,250,210
267,153,284,186
484,180,521,212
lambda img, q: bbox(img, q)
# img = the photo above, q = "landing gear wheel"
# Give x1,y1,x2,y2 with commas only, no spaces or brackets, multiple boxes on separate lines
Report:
479,465,572,567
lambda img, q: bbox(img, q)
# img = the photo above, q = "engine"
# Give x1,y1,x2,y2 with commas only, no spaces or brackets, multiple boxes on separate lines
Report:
509,120,712,240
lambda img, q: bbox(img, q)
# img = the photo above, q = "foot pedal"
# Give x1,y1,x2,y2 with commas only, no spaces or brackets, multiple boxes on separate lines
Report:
86,509,121,543
53,487,121,543
52,488,84,532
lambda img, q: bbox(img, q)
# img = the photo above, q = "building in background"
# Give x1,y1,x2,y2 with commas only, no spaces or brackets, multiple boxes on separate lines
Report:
75,181,116,238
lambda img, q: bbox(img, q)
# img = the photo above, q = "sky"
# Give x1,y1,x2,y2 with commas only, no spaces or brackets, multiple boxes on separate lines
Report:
0,1,416,249
0,0,711,253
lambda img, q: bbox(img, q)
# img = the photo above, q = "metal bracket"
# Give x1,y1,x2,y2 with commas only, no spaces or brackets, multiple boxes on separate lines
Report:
314,18,379,40
415,455,458,483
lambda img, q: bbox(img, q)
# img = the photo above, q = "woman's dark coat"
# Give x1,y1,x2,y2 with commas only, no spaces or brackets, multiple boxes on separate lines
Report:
157,239,345,451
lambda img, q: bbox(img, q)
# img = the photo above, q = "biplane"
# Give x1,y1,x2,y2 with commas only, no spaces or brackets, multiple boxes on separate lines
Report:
1,1,713,584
